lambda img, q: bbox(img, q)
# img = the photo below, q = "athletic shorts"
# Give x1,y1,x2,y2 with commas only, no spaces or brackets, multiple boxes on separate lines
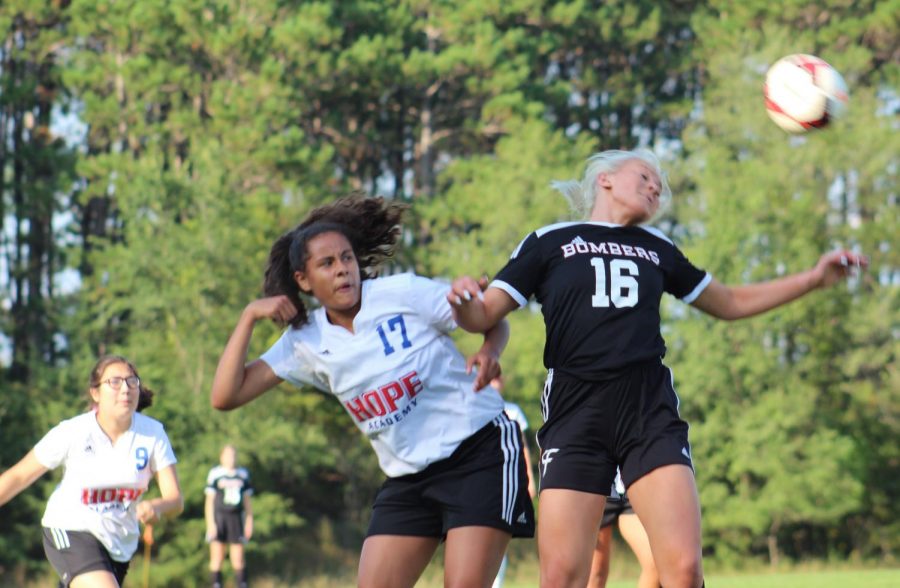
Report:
536,358,693,495
600,496,635,529
366,412,535,539
42,527,130,587
213,510,246,544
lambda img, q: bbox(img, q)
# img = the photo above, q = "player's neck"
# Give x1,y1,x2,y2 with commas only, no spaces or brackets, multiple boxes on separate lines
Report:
95,411,133,444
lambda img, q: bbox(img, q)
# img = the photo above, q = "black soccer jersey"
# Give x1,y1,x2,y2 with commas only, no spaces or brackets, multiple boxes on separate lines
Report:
205,466,253,513
492,221,710,379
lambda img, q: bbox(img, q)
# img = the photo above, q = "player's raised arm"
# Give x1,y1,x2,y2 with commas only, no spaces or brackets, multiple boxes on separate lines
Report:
447,276,518,334
691,250,868,320
211,297,291,410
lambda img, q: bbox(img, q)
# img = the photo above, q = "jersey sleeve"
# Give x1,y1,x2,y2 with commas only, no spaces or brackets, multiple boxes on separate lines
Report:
241,468,254,496
491,232,542,307
205,468,218,495
665,245,711,304
408,274,456,333
150,424,178,473
32,419,73,470
259,329,327,390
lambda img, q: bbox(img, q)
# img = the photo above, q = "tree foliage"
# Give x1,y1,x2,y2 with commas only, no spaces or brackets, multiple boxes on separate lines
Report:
1,0,897,583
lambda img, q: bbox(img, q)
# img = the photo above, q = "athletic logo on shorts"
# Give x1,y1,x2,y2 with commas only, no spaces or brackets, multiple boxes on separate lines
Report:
682,446,692,461
541,448,560,476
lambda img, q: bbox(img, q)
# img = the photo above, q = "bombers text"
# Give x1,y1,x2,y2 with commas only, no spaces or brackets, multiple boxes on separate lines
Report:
561,238,660,265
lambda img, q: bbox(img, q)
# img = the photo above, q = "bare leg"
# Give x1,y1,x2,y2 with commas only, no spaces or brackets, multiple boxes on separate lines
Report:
357,535,440,588
586,526,613,588
626,465,703,588
70,570,120,588
618,514,659,588
209,540,226,572
444,526,511,588
538,489,606,588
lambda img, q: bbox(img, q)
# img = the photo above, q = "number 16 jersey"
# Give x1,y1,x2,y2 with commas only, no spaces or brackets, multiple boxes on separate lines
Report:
492,222,711,380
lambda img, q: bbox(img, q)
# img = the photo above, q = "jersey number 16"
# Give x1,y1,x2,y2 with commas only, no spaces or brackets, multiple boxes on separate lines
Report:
591,258,639,308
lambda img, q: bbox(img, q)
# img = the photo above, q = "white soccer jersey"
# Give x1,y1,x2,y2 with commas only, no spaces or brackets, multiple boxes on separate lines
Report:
34,411,177,562
503,402,530,433
261,272,505,477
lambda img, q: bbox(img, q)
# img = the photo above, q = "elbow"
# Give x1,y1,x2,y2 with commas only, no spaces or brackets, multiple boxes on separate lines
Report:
173,495,185,516
210,390,237,411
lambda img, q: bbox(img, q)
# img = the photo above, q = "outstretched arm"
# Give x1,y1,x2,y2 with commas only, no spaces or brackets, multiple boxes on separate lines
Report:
211,297,294,410
447,276,519,333
692,250,868,320
0,451,49,507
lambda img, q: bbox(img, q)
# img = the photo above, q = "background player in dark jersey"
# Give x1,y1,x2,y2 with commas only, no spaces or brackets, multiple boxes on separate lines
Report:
0,355,183,588
447,148,868,588
211,196,534,588
205,444,254,588
587,471,658,588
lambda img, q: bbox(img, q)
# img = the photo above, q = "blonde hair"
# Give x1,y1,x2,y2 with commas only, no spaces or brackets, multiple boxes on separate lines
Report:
550,148,671,219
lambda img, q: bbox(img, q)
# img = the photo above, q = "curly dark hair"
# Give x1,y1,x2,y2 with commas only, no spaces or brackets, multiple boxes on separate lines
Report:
88,354,154,412
263,194,408,328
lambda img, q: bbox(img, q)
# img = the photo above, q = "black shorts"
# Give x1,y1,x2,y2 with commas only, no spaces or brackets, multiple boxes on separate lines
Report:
213,510,246,544
536,359,693,495
600,496,635,529
366,413,535,539
42,527,130,587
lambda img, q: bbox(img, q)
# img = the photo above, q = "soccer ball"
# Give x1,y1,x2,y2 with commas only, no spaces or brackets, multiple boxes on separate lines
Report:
763,54,849,133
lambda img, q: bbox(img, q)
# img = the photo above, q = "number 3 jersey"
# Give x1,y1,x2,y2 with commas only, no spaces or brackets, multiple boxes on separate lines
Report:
261,273,505,478
492,222,712,380
33,411,177,561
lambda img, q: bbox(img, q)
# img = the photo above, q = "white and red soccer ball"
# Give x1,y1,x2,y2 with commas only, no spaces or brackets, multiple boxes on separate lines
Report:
764,54,849,133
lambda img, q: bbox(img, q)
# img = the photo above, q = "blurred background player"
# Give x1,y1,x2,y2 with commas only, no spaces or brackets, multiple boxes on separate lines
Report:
206,444,254,588
587,470,658,588
492,377,538,588
0,354,183,588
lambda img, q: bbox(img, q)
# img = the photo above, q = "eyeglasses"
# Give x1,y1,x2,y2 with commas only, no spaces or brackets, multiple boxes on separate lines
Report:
99,376,141,390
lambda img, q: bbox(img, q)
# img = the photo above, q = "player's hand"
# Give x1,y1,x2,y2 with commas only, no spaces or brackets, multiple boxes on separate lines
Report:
813,250,868,288
244,295,299,324
447,276,484,307
467,348,501,391
136,501,159,525
205,523,217,543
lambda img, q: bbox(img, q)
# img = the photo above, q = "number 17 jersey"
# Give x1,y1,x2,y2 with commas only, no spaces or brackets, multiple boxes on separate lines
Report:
492,222,711,380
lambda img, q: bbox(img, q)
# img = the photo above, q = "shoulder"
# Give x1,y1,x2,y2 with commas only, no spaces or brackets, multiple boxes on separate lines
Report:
52,411,96,434
132,412,168,437
534,221,585,238
365,273,446,300
635,225,675,246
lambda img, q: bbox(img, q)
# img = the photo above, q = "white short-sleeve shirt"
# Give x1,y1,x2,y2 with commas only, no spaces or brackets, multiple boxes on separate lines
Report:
261,273,505,477
34,411,177,562
503,402,529,432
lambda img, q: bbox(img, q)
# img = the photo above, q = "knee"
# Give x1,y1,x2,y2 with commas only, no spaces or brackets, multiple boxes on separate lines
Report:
541,556,588,588
658,552,703,588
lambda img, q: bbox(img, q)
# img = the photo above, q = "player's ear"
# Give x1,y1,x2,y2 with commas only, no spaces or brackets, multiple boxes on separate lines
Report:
293,270,311,293
596,172,612,190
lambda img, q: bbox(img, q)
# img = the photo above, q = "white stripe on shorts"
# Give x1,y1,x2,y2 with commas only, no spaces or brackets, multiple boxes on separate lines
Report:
493,414,521,524
541,369,554,422
51,527,70,550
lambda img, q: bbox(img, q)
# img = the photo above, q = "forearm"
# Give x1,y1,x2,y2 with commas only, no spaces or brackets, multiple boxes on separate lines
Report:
728,269,819,319
480,319,510,358
148,494,184,519
211,310,259,409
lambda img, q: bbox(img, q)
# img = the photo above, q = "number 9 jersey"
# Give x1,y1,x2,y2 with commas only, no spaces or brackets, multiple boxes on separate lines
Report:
492,222,711,380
